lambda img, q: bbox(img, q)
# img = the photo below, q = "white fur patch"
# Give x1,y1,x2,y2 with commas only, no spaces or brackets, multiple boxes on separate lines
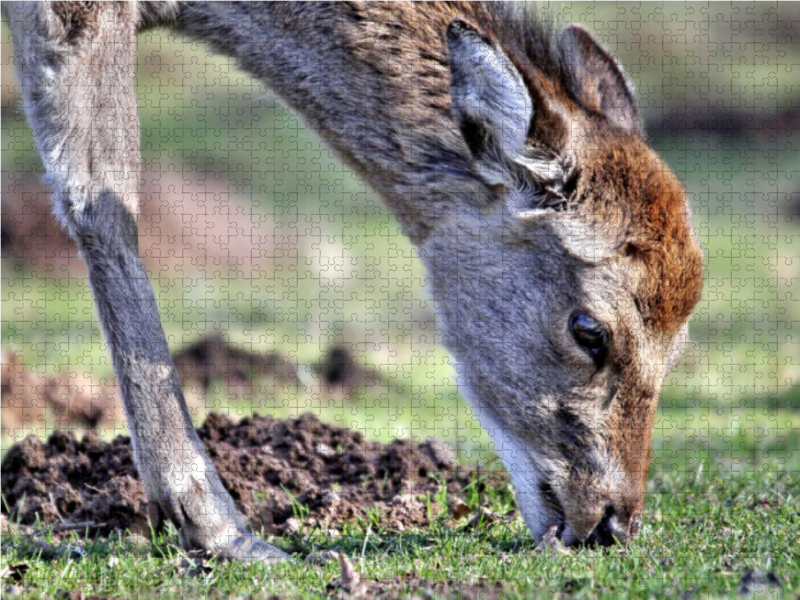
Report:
454,373,558,541
515,211,618,264
513,155,566,182
552,216,617,263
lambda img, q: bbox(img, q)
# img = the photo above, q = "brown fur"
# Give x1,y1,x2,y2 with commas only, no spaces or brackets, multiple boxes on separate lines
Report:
570,131,704,336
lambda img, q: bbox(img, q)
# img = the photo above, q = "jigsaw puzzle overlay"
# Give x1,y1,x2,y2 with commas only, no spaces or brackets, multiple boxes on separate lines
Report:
1,3,798,598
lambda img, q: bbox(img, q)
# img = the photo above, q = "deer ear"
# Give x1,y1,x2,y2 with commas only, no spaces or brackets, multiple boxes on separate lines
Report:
559,25,641,134
447,19,533,183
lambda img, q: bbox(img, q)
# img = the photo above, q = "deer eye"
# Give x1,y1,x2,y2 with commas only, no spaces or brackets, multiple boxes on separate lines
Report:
569,311,609,368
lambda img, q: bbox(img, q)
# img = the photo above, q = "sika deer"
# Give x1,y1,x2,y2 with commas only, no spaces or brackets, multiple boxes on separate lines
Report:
3,1,704,559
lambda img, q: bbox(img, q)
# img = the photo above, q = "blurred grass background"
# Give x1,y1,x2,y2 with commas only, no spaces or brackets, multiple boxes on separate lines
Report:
2,3,799,482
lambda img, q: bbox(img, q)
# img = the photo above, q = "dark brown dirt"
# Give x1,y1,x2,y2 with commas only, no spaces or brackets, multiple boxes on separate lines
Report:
172,335,299,395
1,412,499,542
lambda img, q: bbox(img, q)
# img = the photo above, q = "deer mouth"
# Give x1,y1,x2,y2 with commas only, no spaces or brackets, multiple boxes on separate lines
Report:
558,507,640,548
538,479,636,548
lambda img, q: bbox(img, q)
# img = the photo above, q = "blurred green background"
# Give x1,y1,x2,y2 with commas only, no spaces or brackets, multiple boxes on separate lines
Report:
2,3,798,481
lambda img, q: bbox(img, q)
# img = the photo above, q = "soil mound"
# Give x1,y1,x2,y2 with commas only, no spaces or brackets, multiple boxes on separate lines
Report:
1,413,496,540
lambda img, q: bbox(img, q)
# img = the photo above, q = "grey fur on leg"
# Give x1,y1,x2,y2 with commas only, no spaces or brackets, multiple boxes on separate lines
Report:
2,1,286,562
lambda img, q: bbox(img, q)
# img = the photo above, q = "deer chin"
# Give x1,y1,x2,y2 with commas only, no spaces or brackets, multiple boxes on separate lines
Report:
456,378,562,542
505,455,561,542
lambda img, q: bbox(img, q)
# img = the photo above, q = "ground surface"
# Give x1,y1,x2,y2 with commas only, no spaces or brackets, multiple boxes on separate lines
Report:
2,412,486,542
1,416,797,599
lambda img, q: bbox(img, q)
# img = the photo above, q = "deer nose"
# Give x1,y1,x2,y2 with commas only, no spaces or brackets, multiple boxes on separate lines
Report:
587,507,641,547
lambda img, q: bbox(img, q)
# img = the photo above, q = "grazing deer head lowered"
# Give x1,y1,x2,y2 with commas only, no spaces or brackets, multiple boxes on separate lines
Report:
435,18,704,545
3,1,703,559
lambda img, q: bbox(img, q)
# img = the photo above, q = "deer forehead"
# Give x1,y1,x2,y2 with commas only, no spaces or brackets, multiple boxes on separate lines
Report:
549,139,703,338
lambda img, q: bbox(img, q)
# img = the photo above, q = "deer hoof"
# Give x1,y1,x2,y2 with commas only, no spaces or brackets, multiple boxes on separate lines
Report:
219,533,290,562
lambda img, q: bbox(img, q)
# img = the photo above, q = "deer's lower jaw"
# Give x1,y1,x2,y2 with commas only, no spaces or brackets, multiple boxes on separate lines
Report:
456,386,560,541
512,472,564,542
458,383,641,548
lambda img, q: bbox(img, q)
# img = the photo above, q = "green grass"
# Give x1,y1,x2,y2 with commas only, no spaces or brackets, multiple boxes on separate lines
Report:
2,467,797,599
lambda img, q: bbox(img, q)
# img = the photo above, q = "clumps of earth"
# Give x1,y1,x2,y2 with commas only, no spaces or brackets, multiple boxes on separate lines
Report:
1,412,505,542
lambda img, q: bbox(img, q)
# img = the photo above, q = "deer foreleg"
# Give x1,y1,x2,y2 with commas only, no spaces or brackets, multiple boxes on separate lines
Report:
3,1,285,562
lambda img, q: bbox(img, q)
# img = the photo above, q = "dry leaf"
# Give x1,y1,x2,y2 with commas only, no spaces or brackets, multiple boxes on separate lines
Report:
333,554,367,598
449,498,471,520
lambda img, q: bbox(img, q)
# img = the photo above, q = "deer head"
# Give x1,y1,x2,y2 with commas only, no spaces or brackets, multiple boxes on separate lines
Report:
427,19,704,545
